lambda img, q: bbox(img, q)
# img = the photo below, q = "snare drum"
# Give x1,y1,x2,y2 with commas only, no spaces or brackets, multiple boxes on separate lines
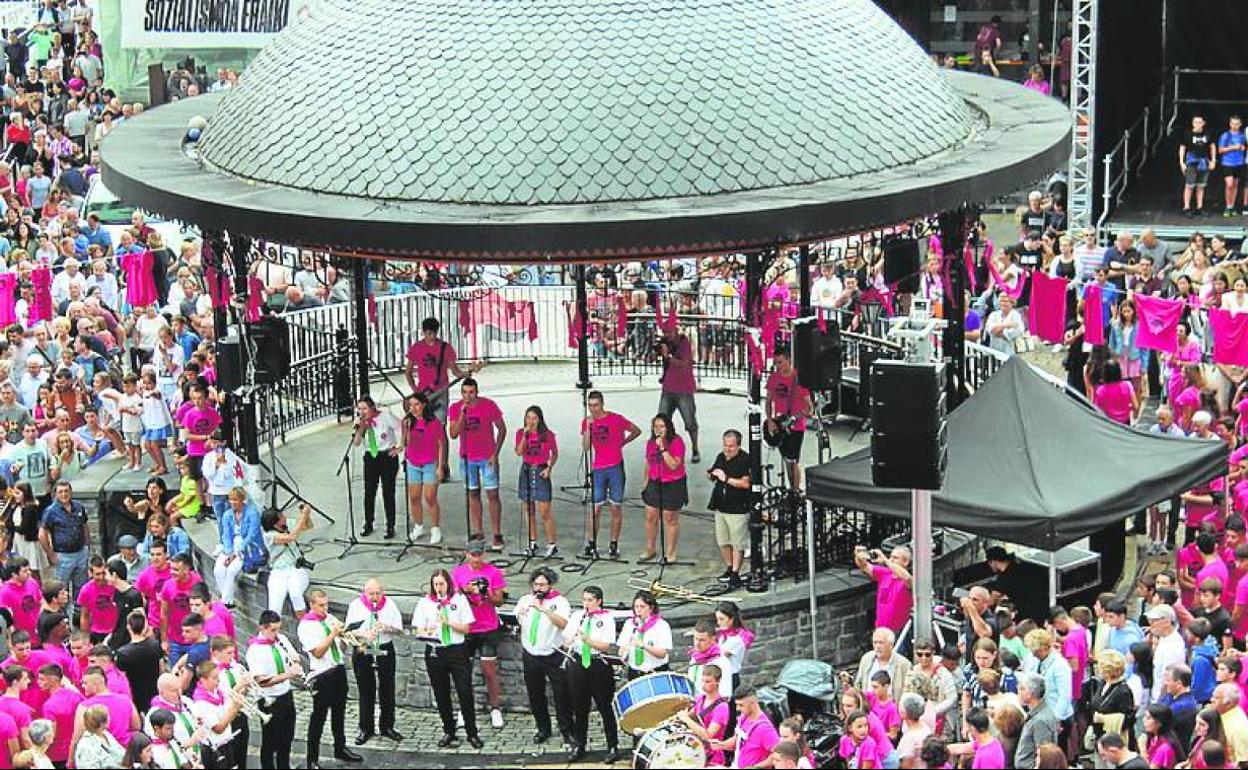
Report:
634,722,707,769
613,671,695,734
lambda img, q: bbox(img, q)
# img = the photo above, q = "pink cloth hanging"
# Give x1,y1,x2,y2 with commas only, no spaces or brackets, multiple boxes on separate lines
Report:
615,295,628,339
566,302,583,348
986,256,1026,300
367,293,378,327
1084,284,1105,345
29,266,52,324
745,332,765,376
121,250,158,308
1133,294,1184,354
761,304,780,357
1212,308,1248,367
245,276,265,322
1027,272,1068,344
204,265,231,310
0,273,16,326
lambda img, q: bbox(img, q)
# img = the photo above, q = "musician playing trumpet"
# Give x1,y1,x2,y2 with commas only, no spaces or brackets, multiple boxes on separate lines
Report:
563,585,620,764
514,567,573,747
617,589,672,680
344,578,405,745
676,663,732,766
412,569,482,749
298,589,364,768
210,636,253,768
246,610,303,770
189,660,245,769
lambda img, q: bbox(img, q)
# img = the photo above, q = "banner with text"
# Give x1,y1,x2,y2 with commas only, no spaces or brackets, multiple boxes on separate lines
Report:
120,0,309,48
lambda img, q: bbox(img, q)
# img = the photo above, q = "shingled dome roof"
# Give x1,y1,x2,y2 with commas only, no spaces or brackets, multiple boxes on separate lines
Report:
197,0,975,206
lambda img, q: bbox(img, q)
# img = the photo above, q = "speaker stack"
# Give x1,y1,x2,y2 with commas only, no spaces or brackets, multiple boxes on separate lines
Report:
213,317,293,393
882,238,922,294
869,360,947,490
793,317,843,391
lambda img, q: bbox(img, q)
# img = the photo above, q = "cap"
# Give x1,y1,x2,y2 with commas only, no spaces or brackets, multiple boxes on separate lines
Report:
985,545,1014,563
1026,229,1043,240
466,539,486,554
117,534,138,549
1145,604,1176,623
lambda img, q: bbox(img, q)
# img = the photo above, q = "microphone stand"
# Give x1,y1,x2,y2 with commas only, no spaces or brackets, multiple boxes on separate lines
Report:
335,420,361,560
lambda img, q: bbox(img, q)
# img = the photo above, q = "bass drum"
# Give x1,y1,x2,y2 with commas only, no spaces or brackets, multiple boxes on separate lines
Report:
633,722,707,769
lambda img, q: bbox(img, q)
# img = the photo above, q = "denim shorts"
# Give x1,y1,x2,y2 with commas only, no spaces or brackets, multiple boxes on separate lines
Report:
518,464,553,502
407,461,438,485
592,463,626,506
461,458,499,491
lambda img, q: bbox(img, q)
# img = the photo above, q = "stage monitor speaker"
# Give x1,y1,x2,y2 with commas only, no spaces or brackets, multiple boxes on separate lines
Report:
870,360,947,490
793,318,842,391
883,238,922,294
215,330,245,393
248,316,290,384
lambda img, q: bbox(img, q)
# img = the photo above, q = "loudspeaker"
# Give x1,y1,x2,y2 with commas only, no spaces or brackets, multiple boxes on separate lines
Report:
883,238,922,294
870,360,947,490
248,316,290,384
793,318,842,391
234,398,261,464
215,330,245,393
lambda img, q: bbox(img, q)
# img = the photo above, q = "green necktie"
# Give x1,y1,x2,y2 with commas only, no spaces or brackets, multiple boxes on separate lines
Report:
224,669,236,689
440,606,452,645
322,621,341,664
527,605,542,646
581,616,593,668
633,631,645,667
269,645,285,674
366,426,379,457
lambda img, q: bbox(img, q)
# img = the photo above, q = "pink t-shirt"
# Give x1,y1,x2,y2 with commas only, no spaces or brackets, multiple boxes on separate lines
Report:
176,404,222,457
660,336,697,394
407,338,456,393
583,412,631,470
0,710,16,768
734,712,781,768
646,436,686,483
867,693,901,736
158,573,203,644
40,686,82,763
0,696,32,735
81,692,134,746
447,397,502,462
516,428,557,466
1148,737,1178,768
77,580,118,634
1236,397,1248,437
404,417,444,466
1176,385,1201,425
136,564,172,630
1196,557,1231,602
1093,381,1134,424
1233,573,1248,640
839,735,878,767
0,579,42,639
864,711,896,762
202,603,236,640
694,694,730,765
766,370,810,431
972,737,1007,768
872,564,913,634
0,652,49,713
1062,624,1090,700
451,562,506,634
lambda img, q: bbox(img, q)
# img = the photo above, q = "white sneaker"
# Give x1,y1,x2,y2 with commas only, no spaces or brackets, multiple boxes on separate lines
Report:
429,527,443,545
456,710,464,728
490,708,504,729
544,543,559,559
411,524,425,541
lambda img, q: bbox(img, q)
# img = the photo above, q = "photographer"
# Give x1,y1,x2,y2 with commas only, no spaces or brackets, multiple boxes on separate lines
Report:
261,503,314,620
707,429,750,589
853,544,913,635
657,323,700,464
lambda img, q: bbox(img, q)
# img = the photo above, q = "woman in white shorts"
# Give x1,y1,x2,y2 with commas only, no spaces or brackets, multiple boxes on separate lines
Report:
261,502,314,618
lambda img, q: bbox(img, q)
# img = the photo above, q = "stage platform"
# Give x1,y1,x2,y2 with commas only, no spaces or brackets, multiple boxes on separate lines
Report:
1106,148,1247,241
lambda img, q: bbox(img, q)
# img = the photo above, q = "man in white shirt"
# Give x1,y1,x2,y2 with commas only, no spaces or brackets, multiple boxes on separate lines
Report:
514,567,573,745
1147,603,1188,701
297,590,363,766
50,257,86,307
189,661,243,766
985,293,1026,356
351,397,401,539
344,578,405,745
245,610,302,770
811,262,844,313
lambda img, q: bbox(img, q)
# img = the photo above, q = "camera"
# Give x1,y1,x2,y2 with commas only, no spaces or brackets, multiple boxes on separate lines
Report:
470,576,490,594
296,557,315,571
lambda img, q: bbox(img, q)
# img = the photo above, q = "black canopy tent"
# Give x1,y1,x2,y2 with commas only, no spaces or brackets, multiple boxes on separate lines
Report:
807,357,1227,554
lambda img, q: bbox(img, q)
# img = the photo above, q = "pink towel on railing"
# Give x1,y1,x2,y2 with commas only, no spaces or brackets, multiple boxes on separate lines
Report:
245,276,265,322
0,273,16,326
1134,294,1183,354
1084,284,1104,345
29,266,52,324
121,250,158,308
566,302,583,348
616,295,628,339
1212,308,1248,366
1027,272,1068,344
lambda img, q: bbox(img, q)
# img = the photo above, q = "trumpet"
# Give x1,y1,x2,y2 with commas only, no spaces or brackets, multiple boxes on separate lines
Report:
226,673,271,726
327,616,374,652
629,578,718,605
275,635,309,689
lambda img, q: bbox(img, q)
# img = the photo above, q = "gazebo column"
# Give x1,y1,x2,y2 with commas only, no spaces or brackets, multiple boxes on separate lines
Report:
797,244,811,316
353,259,370,399
938,209,969,410
575,265,591,389
746,249,767,592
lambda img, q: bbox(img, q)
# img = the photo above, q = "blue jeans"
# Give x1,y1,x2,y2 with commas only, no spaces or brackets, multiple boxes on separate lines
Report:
55,548,89,614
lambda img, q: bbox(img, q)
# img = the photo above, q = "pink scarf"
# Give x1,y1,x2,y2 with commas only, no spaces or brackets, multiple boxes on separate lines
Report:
986,256,1025,300
566,301,583,348
718,626,756,649
633,614,661,635
689,642,723,665
192,684,222,705
245,276,265,322
616,294,628,339
248,636,275,647
360,593,388,613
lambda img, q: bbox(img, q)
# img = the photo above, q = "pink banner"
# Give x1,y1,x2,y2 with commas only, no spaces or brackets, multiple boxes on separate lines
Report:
1027,271,1069,344
1212,308,1248,366
1133,294,1183,354
1084,284,1104,345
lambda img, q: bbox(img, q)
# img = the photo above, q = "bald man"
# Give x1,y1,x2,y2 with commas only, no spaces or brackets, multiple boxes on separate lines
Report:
958,585,999,663
344,579,405,745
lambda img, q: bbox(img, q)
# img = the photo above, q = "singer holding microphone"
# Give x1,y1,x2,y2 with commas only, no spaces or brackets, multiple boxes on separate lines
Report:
351,397,401,539
640,413,687,564
514,567,573,746
514,405,558,558
447,379,507,550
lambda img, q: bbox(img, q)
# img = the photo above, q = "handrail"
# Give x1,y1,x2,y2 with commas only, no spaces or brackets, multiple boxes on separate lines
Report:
1096,83,1167,237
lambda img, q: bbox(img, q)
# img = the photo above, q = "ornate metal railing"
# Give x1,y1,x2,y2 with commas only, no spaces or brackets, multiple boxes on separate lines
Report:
760,493,914,581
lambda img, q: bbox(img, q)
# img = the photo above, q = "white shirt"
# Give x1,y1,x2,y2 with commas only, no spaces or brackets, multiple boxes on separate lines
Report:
298,614,346,681
50,270,86,307
412,594,474,647
1151,629,1187,700
345,595,405,652
617,615,673,672
151,739,194,770
215,661,250,699
144,695,201,753
563,609,617,663
189,694,233,748
203,446,254,496
360,411,401,455
812,275,844,309
245,634,298,698
687,653,734,699
719,633,749,677
514,592,572,656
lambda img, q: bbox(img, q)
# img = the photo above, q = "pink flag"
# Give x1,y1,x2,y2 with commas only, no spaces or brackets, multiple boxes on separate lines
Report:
1212,308,1248,366
1027,272,1068,344
761,305,780,358
1133,294,1184,354
1084,284,1104,345
986,255,1026,300
245,276,265,322
928,234,943,261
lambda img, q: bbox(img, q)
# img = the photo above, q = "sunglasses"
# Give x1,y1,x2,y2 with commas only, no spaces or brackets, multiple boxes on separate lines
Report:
914,651,934,657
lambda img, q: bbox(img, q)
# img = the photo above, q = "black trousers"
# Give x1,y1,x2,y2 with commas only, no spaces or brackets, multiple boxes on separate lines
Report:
201,742,233,770
566,657,618,750
426,643,478,738
522,650,572,738
229,714,249,770
259,691,294,770
354,644,397,733
363,452,399,529
307,666,349,762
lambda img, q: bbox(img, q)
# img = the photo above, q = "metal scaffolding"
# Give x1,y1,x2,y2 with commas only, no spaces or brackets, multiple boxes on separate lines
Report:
1067,0,1098,231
